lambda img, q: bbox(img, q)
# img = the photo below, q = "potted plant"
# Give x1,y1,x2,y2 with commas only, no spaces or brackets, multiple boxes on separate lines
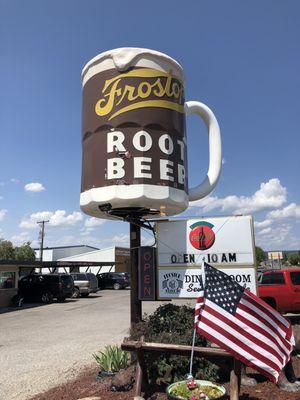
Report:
166,377,226,400
93,345,130,379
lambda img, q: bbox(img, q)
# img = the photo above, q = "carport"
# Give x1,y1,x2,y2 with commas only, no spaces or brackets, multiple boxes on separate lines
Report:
0,260,115,307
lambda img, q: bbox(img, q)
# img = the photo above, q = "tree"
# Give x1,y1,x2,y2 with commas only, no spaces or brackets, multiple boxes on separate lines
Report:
288,253,300,266
255,246,265,265
0,239,36,261
0,240,15,260
15,242,36,261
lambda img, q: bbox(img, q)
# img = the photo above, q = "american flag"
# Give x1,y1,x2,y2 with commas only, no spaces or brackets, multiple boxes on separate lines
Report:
194,263,294,383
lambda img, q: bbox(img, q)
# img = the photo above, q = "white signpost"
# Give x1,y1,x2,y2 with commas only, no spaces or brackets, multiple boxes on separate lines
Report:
156,215,257,298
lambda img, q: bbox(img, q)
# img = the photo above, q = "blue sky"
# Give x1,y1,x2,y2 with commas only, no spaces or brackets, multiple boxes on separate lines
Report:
0,0,299,251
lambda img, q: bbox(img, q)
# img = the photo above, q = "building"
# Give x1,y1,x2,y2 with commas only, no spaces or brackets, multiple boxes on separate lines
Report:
34,245,99,261
58,246,130,274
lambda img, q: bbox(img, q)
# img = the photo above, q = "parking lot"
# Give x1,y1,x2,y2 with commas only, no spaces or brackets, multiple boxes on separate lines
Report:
0,290,188,400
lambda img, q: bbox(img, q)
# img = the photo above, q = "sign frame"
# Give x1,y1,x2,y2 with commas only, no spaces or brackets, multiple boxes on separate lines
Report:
138,246,156,301
155,215,258,300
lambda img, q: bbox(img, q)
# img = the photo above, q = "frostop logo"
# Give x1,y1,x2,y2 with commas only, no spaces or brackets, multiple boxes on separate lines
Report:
189,221,215,250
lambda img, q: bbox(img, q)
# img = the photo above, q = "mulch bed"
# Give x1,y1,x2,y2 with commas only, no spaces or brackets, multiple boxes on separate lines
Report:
30,357,300,400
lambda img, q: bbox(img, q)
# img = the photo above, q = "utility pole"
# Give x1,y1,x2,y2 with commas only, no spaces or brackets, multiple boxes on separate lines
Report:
37,220,49,267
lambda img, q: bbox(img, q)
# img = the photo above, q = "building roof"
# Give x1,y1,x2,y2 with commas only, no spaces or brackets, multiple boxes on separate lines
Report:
58,246,129,261
33,245,99,251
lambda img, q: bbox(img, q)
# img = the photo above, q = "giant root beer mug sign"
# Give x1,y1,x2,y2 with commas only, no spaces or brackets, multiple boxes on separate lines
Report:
80,48,222,219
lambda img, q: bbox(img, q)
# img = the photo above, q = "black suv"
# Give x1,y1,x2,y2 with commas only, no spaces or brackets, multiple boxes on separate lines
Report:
18,274,74,303
97,272,130,290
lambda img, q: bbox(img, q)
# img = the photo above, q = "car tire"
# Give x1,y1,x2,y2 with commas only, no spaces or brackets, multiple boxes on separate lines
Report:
12,294,24,307
41,292,53,304
113,283,121,290
81,293,89,298
72,288,80,298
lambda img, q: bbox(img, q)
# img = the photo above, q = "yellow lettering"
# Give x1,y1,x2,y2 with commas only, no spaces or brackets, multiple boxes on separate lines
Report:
165,74,173,97
172,82,180,98
95,79,122,116
138,82,152,98
94,69,184,119
116,85,139,106
153,78,165,97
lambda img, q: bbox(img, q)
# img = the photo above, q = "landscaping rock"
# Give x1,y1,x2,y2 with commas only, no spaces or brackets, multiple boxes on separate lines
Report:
241,375,258,386
110,366,135,392
77,397,102,400
292,324,300,351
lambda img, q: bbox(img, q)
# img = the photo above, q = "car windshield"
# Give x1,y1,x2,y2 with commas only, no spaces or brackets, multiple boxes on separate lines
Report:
72,274,87,280
260,272,285,285
43,275,58,282
60,275,73,284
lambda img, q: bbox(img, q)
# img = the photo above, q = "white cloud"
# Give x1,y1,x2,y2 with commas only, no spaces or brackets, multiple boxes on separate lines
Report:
255,224,293,249
50,210,83,226
20,211,52,229
10,232,32,246
84,217,106,229
254,219,272,229
11,178,20,184
24,182,45,193
267,203,300,220
51,235,78,246
0,209,7,221
110,233,129,245
190,178,287,214
79,217,107,237
80,229,91,237
256,227,272,236
81,232,129,247
19,210,83,229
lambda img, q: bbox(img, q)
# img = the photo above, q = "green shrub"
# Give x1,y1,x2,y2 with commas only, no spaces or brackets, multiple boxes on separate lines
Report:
130,304,219,385
93,345,130,372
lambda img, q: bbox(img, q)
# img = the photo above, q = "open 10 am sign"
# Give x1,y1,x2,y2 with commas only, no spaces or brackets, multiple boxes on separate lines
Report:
156,215,257,299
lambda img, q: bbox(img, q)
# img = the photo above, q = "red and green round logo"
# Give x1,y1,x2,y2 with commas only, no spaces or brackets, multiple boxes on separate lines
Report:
189,221,215,250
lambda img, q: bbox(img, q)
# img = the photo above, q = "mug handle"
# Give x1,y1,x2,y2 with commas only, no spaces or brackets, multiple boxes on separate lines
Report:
185,101,222,201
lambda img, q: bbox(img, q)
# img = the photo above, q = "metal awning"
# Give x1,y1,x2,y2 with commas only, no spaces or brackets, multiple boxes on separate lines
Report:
0,260,115,275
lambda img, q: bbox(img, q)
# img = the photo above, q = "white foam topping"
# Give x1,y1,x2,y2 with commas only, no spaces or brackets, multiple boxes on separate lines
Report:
81,47,183,80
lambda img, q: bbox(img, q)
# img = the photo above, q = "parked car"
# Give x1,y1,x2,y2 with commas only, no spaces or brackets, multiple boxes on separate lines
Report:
18,273,74,303
71,272,98,297
97,272,130,290
258,268,300,313
86,273,99,294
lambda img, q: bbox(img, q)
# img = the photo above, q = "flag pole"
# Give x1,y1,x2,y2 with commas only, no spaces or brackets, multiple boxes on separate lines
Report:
188,262,206,379
188,327,197,378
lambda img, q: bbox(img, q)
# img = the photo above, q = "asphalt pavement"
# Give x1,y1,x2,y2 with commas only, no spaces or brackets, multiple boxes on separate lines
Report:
0,290,189,400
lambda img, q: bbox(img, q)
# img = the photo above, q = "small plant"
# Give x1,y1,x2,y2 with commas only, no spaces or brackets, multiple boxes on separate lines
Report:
93,345,130,372
130,304,219,384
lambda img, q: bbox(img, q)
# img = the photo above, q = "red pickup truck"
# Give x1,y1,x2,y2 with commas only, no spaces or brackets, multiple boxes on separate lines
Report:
258,268,300,313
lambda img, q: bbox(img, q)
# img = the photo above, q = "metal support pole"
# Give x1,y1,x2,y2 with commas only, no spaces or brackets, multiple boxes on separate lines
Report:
130,221,142,327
